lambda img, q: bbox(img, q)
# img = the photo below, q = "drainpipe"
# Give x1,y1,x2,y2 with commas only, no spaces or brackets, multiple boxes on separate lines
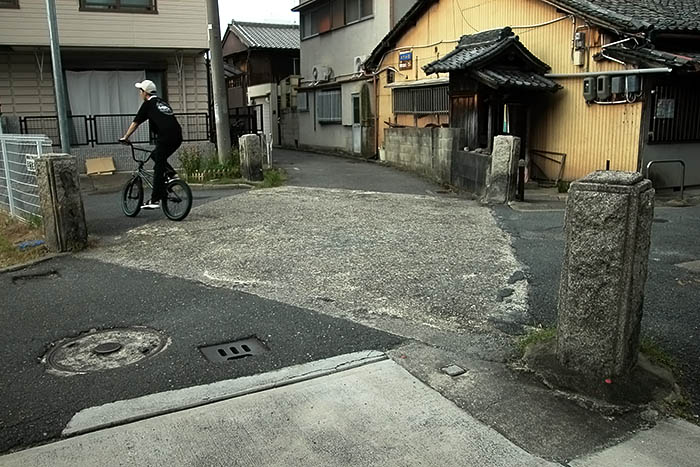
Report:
374,73,379,156
546,68,672,78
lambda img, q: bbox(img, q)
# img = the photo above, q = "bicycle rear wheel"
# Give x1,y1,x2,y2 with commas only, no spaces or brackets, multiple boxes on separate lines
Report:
161,179,192,221
121,177,143,217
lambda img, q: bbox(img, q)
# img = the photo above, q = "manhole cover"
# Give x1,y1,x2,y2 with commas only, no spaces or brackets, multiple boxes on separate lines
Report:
199,336,269,363
45,327,169,374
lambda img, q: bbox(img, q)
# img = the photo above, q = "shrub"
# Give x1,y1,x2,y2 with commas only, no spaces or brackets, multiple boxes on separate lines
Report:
179,147,202,176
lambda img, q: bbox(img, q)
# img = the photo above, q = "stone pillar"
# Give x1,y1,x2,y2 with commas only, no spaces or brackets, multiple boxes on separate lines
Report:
239,134,264,182
484,135,520,204
37,154,88,252
557,171,654,377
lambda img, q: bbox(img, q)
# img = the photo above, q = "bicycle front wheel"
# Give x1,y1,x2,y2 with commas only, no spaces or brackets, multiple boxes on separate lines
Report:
121,177,143,217
162,179,192,221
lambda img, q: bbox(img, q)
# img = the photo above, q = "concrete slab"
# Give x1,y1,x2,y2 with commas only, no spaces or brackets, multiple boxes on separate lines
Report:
569,419,700,467
63,350,387,436
1,359,554,467
675,259,700,273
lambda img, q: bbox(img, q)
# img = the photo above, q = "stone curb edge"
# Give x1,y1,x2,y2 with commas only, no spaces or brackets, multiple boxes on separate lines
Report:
62,350,387,437
0,253,69,274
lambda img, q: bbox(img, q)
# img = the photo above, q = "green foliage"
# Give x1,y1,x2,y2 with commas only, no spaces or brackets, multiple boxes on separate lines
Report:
259,168,286,188
640,337,677,371
517,327,556,354
557,180,571,193
27,214,43,230
179,146,203,176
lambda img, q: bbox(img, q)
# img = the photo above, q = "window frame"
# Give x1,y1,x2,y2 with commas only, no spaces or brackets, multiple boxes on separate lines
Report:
316,88,342,123
0,0,20,9
79,0,158,14
300,0,373,40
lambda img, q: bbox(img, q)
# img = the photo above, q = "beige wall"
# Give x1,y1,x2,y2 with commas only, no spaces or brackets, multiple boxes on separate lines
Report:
0,50,208,116
0,0,207,49
375,0,645,180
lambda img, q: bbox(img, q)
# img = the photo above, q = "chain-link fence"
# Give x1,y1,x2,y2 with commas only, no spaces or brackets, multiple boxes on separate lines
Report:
0,134,52,221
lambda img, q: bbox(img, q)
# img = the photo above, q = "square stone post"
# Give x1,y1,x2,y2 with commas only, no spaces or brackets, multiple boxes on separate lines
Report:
239,134,264,182
37,154,88,252
557,171,654,377
484,135,520,204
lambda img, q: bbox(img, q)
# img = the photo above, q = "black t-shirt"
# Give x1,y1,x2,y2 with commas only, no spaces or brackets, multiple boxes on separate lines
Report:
134,96,182,143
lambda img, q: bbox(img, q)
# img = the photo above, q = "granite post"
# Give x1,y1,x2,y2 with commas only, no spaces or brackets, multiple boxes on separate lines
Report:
36,154,87,252
557,171,654,377
239,134,264,182
484,135,520,204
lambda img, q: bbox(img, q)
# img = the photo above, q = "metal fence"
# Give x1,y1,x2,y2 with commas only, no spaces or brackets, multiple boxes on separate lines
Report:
0,134,52,221
19,112,210,147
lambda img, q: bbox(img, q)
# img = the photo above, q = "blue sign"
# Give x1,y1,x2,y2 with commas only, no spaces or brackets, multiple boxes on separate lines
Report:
399,51,413,61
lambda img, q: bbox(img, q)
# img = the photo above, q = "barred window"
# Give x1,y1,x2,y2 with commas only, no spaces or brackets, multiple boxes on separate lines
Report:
393,85,450,114
298,92,309,112
393,85,449,114
0,0,19,8
317,89,341,123
649,83,700,144
80,0,157,13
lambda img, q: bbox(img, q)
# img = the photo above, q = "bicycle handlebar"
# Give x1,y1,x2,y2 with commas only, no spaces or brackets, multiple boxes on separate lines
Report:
120,139,151,163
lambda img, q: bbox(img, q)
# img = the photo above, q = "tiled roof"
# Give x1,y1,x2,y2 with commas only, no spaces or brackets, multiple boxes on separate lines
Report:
229,21,300,50
472,69,560,91
551,1,700,33
602,46,700,71
423,28,550,74
424,28,559,92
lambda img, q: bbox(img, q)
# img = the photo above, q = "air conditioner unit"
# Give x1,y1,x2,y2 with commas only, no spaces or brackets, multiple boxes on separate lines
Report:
312,65,332,82
353,55,368,74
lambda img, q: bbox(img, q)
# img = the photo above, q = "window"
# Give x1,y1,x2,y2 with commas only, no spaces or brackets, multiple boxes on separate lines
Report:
317,89,341,123
298,92,309,112
0,0,19,8
292,58,300,76
301,0,372,39
393,85,449,114
346,0,372,23
80,0,157,13
387,69,395,84
649,82,700,143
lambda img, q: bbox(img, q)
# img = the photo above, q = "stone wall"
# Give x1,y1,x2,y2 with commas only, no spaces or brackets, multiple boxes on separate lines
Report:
383,127,464,182
279,108,299,149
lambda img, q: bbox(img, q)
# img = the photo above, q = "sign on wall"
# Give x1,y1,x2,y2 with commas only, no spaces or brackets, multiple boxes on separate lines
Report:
399,50,413,70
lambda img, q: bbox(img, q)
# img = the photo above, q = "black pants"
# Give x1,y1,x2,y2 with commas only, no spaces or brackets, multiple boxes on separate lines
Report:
151,138,181,202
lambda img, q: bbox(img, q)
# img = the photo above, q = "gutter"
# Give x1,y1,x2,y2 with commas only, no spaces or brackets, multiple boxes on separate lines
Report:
545,67,672,78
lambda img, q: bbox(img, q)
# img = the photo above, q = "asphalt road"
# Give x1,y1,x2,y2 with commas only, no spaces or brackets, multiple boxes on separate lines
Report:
495,203,700,418
0,256,402,454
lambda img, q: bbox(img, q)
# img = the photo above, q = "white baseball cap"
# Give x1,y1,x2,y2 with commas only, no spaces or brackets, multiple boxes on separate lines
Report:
135,79,157,94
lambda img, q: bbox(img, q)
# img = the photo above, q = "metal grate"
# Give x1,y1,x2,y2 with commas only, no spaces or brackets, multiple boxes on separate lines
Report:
393,85,449,115
199,336,269,363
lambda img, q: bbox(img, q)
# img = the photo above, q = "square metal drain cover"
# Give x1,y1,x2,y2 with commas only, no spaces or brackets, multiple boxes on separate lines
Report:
199,336,269,363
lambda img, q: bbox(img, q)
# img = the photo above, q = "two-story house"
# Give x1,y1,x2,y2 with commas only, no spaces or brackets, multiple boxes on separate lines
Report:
292,0,418,156
365,0,700,187
0,0,211,171
222,21,300,146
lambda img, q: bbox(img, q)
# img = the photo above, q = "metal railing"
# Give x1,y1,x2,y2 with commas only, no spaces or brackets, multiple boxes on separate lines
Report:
0,134,52,221
645,159,686,199
20,112,211,147
530,149,567,184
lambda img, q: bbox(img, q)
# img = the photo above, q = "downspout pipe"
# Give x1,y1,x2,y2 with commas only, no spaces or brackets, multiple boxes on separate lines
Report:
546,67,672,78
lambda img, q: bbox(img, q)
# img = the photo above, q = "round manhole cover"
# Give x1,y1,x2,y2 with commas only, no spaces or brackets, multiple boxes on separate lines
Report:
45,327,169,374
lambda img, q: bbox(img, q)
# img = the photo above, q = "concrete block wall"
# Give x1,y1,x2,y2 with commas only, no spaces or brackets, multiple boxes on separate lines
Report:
279,109,299,148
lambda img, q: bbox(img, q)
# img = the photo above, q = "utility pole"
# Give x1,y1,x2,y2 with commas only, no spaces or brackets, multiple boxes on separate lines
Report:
45,0,71,154
205,0,231,163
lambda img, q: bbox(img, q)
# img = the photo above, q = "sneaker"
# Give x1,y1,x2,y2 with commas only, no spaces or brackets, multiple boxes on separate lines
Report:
142,200,160,209
165,172,179,181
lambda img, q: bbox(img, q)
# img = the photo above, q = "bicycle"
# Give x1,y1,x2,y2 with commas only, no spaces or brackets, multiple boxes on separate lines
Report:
120,141,193,221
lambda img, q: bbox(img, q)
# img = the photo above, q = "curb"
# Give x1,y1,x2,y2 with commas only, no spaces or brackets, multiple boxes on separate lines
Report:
0,252,69,274
187,183,255,190
62,350,387,437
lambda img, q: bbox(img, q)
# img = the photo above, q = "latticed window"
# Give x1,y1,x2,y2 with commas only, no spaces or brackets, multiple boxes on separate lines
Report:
317,89,342,123
393,85,449,114
0,0,20,8
80,0,157,13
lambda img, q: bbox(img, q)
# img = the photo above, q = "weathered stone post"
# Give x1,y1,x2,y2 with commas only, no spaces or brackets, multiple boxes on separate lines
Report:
557,171,654,377
239,134,264,182
36,154,88,252
484,135,520,204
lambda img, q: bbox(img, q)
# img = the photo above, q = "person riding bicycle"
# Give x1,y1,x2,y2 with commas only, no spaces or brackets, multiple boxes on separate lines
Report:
120,80,182,209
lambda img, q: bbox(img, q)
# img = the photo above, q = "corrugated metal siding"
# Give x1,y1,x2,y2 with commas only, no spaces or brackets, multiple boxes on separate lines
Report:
0,0,207,49
376,0,643,179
